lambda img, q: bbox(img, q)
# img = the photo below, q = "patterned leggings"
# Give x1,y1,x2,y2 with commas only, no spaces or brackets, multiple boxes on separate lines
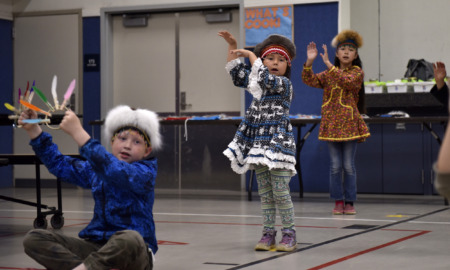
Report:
255,165,295,229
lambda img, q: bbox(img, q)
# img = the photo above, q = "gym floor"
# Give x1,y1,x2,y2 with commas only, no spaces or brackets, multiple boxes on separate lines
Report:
0,187,449,270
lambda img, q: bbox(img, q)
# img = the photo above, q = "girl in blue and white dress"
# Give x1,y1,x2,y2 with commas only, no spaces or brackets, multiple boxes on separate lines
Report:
218,31,297,252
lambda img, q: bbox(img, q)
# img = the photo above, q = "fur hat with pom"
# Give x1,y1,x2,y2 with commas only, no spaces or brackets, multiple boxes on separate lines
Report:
104,105,162,151
331,29,363,49
254,34,296,65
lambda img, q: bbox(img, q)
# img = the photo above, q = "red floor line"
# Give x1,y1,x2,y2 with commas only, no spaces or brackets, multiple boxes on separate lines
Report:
307,230,431,270
62,222,90,228
0,267,44,270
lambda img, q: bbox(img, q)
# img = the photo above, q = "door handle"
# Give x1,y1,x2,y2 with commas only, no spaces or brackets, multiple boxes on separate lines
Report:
180,91,191,110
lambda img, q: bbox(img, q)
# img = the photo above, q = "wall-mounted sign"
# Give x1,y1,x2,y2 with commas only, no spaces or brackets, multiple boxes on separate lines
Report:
244,5,293,47
84,54,100,72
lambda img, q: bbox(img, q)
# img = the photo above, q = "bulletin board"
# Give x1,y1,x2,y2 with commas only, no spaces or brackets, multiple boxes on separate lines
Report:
244,5,293,47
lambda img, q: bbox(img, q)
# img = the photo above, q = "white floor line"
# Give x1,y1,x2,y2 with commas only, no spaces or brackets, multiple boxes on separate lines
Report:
154,212,398,223
1,209,449,225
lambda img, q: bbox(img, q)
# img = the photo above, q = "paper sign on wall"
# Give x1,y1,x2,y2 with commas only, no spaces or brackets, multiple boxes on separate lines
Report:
244,5,293,47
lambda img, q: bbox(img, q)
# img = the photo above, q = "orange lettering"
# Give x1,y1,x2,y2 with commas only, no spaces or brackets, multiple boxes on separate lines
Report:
271,7,278,18
244,19,253,29
245,8,264,19
274,17,280,27
253,19,261,29
263,8,272,18
283,7,290,17
245,17,281,29
245,9,256,19
256,9,263,18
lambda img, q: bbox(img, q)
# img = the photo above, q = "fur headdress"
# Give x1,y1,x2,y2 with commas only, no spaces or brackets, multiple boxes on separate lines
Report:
254,34,296,65
104,105,162,151
331,29,363,49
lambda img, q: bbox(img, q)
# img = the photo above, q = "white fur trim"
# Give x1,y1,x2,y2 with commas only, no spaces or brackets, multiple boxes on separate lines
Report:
247,58,264,100
331,36,339,48
148,248,155,264
223,141,297,176
225,58,241,73
104,105,162,151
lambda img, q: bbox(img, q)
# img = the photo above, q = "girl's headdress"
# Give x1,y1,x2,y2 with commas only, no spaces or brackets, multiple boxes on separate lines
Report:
331,29,363,49
254,34,296,66
104,105,162,151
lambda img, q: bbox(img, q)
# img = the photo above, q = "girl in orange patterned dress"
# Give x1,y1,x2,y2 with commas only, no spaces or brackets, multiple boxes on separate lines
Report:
302,30,370,215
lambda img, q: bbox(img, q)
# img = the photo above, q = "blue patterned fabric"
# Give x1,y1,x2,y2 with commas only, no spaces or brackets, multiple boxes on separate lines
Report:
223,58,297,176
30,132,158,253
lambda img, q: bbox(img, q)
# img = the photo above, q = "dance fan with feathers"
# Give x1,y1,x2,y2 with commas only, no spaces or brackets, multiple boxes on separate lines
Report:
4,75,76,129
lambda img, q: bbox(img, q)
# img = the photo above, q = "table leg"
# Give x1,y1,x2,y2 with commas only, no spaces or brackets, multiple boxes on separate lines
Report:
248,170,254,201
296,123,318,198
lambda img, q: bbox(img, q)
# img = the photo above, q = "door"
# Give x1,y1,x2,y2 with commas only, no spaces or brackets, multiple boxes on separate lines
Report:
13,12,81,182
111,8,241,190
112,9,240,113
179,10,240,113
112,12,176,113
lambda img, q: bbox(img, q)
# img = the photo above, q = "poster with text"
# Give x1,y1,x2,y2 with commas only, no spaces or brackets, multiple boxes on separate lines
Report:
245,5,293,47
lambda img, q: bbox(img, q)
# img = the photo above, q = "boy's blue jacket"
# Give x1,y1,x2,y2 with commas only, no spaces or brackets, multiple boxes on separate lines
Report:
30,132,158,253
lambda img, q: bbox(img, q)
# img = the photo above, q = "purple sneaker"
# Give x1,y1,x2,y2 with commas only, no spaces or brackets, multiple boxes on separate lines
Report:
276,228,297,252
254,228,277,251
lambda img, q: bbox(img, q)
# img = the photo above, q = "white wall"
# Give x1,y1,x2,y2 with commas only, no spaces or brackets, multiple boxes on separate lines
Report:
350,0,379,81
0,0,12,20
351,0,450,82
8,0,450,82
10,0,336,17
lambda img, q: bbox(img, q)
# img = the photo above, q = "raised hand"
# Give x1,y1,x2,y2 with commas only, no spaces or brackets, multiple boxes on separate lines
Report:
59,110,82,136
230,49,251,58
230,49,257,65
18,109,43,139
218,30,237,47
306,42,318,65
320,44,330,63
218,30,238,62
433,61,447,90
60,110,91,147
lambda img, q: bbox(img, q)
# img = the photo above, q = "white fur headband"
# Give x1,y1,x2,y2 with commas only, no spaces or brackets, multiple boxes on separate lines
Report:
103,105,162,151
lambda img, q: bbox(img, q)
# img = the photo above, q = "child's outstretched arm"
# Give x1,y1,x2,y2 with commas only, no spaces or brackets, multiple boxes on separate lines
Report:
18,109,43,139
218,30,238,62
59,110,91,147
230,49,257,65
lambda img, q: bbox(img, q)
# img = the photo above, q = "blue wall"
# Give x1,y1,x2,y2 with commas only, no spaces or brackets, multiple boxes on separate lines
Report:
290,2,338,193
0,19,14,188
82,17,101,140
247,2,339,193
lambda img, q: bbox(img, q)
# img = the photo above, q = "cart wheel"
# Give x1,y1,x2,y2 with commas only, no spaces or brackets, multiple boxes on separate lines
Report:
33,217,48,229
50,214,65,229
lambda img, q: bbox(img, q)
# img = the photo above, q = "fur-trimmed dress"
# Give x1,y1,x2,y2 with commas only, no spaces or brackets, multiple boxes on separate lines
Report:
223,58,296,176
302,65,370,142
